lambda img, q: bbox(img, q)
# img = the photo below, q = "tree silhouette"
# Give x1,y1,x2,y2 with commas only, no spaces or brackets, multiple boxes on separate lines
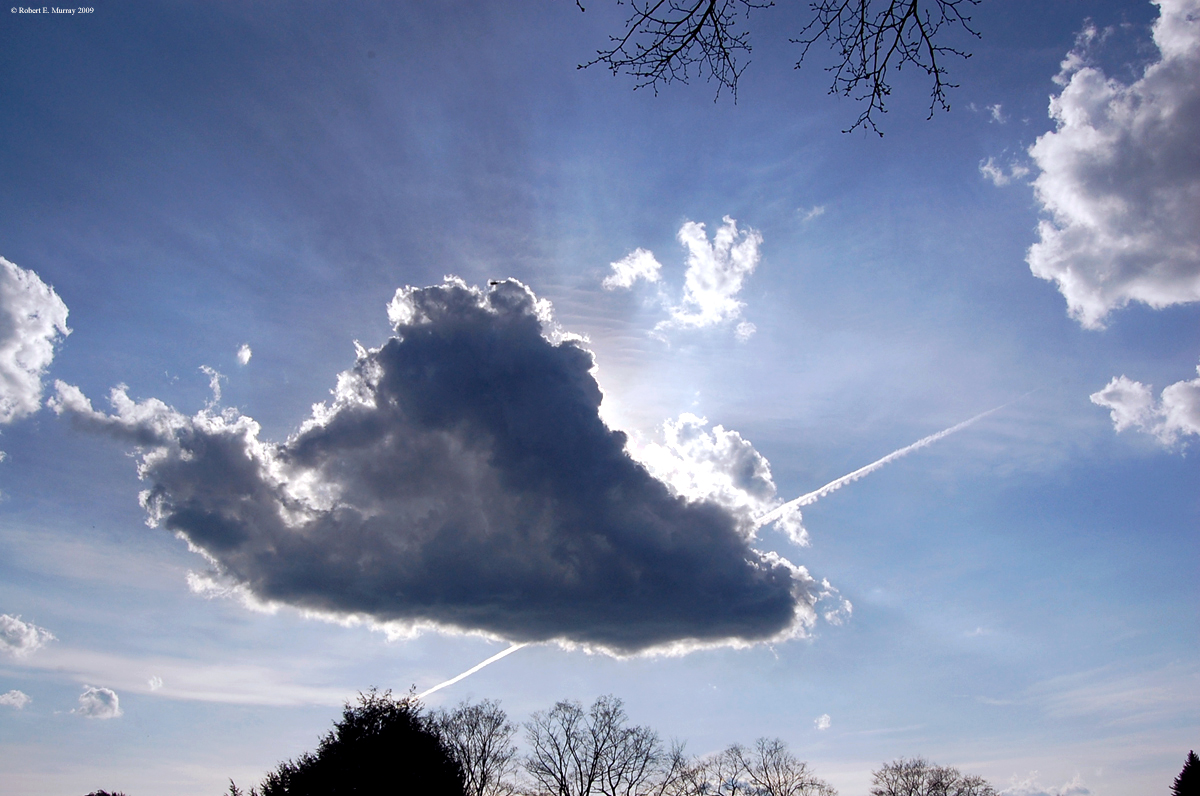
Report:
579,0,980,133
242,689,465,796
523,694,685,796
1174,751,1199,796
870,758,995,796
432,699,520,796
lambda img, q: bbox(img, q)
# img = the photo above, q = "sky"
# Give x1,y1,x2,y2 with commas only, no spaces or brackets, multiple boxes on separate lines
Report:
0,1,1197,795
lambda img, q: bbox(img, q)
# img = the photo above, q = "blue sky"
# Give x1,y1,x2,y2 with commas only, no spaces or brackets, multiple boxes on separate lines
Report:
0,1,1197,795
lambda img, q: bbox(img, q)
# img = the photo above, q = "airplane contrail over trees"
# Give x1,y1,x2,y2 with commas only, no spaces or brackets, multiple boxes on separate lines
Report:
416,643,527,699
754,403,1012,530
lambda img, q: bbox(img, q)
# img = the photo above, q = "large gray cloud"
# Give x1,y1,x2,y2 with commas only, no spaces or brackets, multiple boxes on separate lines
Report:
1026,0,1200,329
52,278,820,654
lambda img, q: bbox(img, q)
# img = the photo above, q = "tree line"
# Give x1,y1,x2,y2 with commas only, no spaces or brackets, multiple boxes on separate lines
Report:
79,691,1199,796
218,689,1005,796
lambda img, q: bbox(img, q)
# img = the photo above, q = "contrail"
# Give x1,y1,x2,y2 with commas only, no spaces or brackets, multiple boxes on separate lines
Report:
416,643,526,700
755,402,1011,530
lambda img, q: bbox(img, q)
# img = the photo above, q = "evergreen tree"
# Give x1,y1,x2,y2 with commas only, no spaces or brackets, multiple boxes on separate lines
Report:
249,689,464,796
1174,751,1199,796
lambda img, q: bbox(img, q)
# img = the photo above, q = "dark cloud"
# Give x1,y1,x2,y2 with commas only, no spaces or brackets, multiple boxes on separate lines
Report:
53,279,817,654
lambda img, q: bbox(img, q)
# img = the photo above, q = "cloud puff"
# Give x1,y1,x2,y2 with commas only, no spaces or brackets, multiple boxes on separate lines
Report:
52,278,823,655
1026,0,1200,329
237,344,252,366
76,685,122,719
0,614,55,657
1000,774,1090,796
979,157,1030,187
0,257,70,423
660,217,762,334
629,413,810,547
0,690,31,709
814,713,831,731
1090,363,1200,446
602,248,663,290
604,217,762,340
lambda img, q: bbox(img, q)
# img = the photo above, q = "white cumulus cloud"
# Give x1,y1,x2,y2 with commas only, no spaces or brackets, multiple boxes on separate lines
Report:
605,218,762,340
0,257,70,423
1090,363,1200,446
0,614,55,657
814,713,831,730
1026,0,1200,329
0,689,31,709
602,248,663,290
237,344,252,366
147,675,163,691
76,685,122,719
659,216,762,335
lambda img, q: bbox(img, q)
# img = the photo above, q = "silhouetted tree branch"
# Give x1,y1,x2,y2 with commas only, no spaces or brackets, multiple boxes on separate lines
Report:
580,1,773,100
433,699,521,796
870,757,995,796
579,0,980,133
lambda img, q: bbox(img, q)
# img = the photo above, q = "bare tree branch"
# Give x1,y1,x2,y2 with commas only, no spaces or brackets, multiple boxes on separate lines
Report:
580,1,774,100
793,0,980,134
578,0,980,132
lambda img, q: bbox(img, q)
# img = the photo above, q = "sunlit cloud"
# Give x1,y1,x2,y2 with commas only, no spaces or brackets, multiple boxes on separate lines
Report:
0,257,70,426
1027,0,1200,329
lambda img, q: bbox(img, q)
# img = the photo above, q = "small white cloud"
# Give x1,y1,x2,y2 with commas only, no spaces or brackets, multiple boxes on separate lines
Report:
656,216,762,334
0,257,70,424
236,344,252,366
800,205,826,222
75,685,122,719
734,321,756,342
814,713,831,730
147,675,163,691
199,365,225,406
603,248,663,290
1091,363,1200,447
988,103,1007,123
0,689,30,709
980,157,1031,187
0,614,55,657
818,579,852,626
1027,0,1200,329
1001,773,1090,796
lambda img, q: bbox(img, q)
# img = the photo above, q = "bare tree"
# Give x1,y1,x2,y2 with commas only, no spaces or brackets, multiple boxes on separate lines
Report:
578,0,980,133
433,699,521,796
524,695,680,796
683,739,836,796
870,758,996,796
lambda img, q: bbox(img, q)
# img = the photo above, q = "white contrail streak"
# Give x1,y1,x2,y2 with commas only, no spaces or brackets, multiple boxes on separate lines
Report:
416,643,527,700
755,403,1009,530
